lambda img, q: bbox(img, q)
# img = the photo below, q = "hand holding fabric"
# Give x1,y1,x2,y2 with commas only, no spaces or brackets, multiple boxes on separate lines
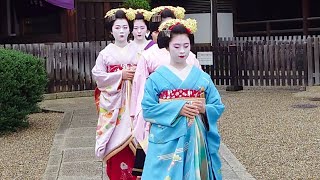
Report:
122,69,135,80
179,103,199,119
192,101,206,114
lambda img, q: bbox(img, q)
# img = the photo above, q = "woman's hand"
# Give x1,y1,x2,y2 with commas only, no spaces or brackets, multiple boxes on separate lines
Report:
192,101,206,114
122,69,135,80
179,103,199,119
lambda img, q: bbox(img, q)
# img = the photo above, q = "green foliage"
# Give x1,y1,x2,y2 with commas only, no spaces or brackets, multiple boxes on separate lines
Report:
123,0,151,10
0,48,47,133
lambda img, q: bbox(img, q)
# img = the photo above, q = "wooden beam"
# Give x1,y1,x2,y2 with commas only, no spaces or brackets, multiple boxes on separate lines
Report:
302,0,310,35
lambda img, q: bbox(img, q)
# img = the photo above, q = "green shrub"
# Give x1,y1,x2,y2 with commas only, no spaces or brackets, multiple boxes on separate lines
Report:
0,48,47,133
123,0,151,10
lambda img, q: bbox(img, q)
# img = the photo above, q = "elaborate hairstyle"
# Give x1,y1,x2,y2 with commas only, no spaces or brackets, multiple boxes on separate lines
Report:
157,19,197,49
151,6,185,22
104,8,130,33
127,9,153,31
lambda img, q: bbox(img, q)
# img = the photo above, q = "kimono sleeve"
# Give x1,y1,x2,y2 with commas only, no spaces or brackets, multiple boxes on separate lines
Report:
92,52,122,94
142,77,186,127
205,78,225,153
130,56,149,117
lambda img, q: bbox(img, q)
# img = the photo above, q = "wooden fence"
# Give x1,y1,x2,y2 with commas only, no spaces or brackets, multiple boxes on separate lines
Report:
1,37,320,93
1,41,109,93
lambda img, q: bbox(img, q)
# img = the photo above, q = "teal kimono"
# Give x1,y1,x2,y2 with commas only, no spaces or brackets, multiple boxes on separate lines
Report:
141,66,225,180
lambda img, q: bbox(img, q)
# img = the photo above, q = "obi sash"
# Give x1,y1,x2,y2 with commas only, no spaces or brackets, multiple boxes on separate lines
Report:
159,88,208,130
94,64,135,113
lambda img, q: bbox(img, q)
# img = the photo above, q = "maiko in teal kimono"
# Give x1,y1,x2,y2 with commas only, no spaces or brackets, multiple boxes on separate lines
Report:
141,65,225,180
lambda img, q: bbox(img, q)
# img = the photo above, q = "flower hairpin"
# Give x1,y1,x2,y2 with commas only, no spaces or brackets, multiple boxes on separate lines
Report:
151,6,186,22
158,18,198,35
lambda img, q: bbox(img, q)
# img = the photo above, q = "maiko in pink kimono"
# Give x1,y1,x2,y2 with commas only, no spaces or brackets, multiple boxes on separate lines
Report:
92,8,138,180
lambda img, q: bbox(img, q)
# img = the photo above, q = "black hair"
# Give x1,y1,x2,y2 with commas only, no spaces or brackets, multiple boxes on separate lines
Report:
161,8,176,19
157,24,194,49
105,10,129,33
132,13,149,31
149,9,176,38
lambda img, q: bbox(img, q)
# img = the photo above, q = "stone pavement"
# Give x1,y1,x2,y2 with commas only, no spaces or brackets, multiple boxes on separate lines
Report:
40,96,255,180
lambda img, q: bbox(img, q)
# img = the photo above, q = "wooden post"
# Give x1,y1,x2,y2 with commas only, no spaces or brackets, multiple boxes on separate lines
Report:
302,0,310,35
226,45,243,91
211,0,218,46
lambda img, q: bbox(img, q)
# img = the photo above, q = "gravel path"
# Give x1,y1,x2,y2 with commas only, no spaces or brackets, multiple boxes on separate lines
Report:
0,112,62,180
218,90,320,179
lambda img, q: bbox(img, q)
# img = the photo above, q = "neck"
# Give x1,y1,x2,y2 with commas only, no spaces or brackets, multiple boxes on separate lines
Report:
170,60,188,70
114,40,128,48
134,38,147,45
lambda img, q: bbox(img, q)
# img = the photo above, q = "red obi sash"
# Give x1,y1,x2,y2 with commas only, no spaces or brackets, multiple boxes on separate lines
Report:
107,64,135,73
159,89,205,100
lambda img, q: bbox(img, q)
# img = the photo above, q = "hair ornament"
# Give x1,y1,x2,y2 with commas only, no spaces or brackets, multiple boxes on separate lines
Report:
104,8,130,21
151,6,186,22
158,18,198,34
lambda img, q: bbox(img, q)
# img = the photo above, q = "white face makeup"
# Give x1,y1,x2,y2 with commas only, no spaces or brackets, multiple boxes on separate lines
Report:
112,19,130,43
132,20,147,41
168,34,191,64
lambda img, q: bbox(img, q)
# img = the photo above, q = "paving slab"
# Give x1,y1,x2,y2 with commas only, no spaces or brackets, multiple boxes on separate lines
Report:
63,147,99,163
59,161,102,177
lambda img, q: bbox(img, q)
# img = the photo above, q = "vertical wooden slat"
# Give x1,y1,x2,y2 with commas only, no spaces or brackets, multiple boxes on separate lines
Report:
67,43,73,91
314,37,320,84
303,42,308,86
264,44,269,86
221,45,227,85
90,41,97,89
12,44,19,51
32,43,40,58
84,42,91,89
26,44,32,55
79,42,85,90
47,44,55,93
307,38,314,86
253,43,259,86
297,43,303,85
269,44,275,86
258,42,263,86
73,42,79,91
54,43,62,92
280,43,286,86
292,42,297,86
275,44,280,86
247,43,254,86
285,43,291,86
213,45,219,85
19,44,26,53
60,43,67,92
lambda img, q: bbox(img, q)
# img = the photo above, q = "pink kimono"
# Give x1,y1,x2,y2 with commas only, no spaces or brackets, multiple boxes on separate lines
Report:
130,45,201,152
92,43,139,179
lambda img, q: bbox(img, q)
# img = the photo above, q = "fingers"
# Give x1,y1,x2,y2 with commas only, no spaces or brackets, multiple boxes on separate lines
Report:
184,104,199,114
